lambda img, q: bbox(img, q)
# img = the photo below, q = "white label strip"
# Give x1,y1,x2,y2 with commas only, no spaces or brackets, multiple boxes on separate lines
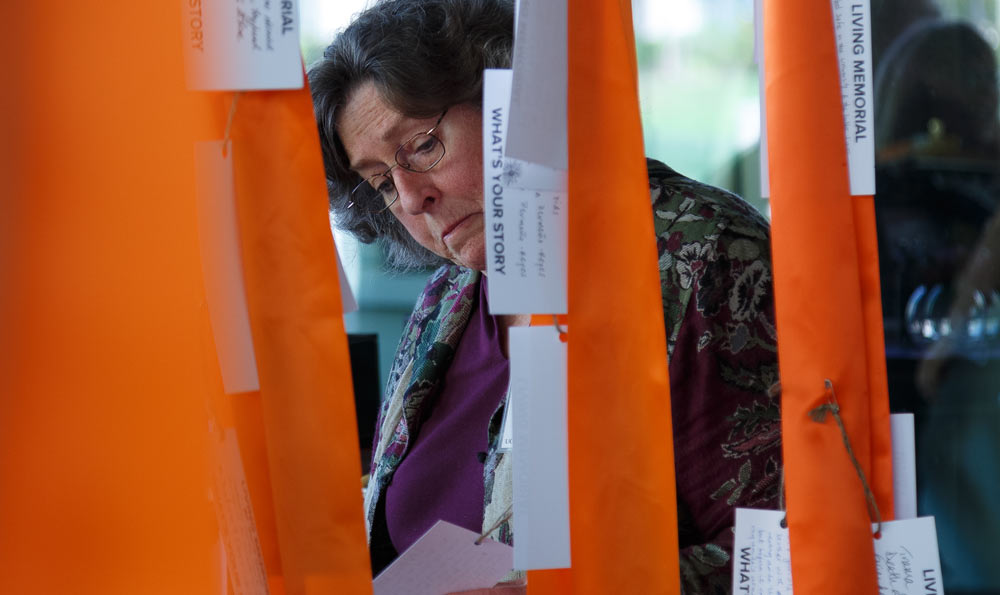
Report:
509,326,571,570
890,413,917,520
832,0,875,195
195,140,260,395
483,69,568,315
506,0,568,170
182,0,303,91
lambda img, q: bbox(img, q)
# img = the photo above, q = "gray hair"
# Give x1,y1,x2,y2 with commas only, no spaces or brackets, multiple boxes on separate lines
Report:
308,0,515,270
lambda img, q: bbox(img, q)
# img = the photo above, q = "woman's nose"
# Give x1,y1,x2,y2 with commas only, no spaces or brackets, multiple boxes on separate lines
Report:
392,168,438,214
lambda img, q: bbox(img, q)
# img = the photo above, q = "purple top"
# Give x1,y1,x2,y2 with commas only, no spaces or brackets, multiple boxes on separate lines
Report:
385,278,509,553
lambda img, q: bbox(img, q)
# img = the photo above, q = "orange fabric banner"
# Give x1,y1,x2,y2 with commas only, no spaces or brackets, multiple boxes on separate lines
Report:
763,0,894,592
854,197,895,512
1,3,370,593
1,3,223,592
527,0,680,593
231,89,372,595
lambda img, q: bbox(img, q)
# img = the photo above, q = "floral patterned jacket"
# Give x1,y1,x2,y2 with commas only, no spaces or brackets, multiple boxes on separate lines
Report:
363,160,782,593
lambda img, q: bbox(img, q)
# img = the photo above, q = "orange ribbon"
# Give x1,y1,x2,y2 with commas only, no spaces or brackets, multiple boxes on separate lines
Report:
527,0,680,593
764,0,894,591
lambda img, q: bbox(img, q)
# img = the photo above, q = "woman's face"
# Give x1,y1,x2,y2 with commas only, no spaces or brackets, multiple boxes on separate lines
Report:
338,82,487,272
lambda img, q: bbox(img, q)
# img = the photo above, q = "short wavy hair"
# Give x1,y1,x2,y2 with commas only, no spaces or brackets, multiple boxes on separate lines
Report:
308,0,515,270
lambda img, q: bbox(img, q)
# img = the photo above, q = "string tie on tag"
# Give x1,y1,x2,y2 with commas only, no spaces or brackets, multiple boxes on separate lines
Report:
475,504,513,545
222,91,242,158
809,379,883,537
778,466,787,528
552,315,567,342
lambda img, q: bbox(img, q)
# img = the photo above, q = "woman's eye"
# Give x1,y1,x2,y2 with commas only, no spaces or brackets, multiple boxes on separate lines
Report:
413,136,438,154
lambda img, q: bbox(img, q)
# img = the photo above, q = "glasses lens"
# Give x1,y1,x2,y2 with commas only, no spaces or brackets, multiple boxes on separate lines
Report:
369,173,398,208
397,133,445,172
353,173,398,210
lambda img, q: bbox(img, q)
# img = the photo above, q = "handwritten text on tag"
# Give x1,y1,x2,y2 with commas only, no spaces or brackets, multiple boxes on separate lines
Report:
732,509,943,594
483,69,568,314
182,0,303,91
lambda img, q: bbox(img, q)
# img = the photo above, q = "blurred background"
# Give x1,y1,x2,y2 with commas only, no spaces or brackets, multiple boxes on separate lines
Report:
304,2,1000,592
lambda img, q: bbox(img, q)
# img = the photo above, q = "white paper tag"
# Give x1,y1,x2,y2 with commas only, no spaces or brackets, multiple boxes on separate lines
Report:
890,413,917,520
483,69,568,315
874,517,944,594
182,0,303,91
210,426,270,595
195,141,260,395
732,509,944,594
732,509,793,594
832,0,875,195
509,326,570,570
497,385,513,452
372,520,514,595
506,0,568,170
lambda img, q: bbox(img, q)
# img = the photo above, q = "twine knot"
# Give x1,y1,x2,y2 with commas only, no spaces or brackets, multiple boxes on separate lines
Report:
809,379,882,537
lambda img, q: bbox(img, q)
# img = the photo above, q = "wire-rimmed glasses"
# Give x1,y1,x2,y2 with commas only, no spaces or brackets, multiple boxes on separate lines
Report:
349,109,448,213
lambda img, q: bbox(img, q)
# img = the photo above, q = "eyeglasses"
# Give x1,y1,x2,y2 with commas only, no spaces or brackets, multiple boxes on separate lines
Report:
349,109,448,213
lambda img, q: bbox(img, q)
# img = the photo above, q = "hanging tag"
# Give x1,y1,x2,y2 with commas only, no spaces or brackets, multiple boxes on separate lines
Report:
890,413,917,520
372,520,513,595
732,509,793,594
210,425,269,595
195,140,260,395
181,0,303,91
506,0,568,170
508,326,570,570
874,517,944,594
482,69,568,315
733,509,944,594
831,0,875,195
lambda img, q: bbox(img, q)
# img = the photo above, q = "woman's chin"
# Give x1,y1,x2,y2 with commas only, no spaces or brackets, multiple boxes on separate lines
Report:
447,240,487,273
443,224,487,272
450,250,487,273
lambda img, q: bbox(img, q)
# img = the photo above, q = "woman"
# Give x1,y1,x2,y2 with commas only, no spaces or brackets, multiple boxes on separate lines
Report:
308,0,781,591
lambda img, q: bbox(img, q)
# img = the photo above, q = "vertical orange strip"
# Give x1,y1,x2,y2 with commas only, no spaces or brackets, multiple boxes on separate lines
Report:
2,4,371,594
1,2,220,593
854,197,895,519
231,89,372,595
764,0,890,591
533,0,682,592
